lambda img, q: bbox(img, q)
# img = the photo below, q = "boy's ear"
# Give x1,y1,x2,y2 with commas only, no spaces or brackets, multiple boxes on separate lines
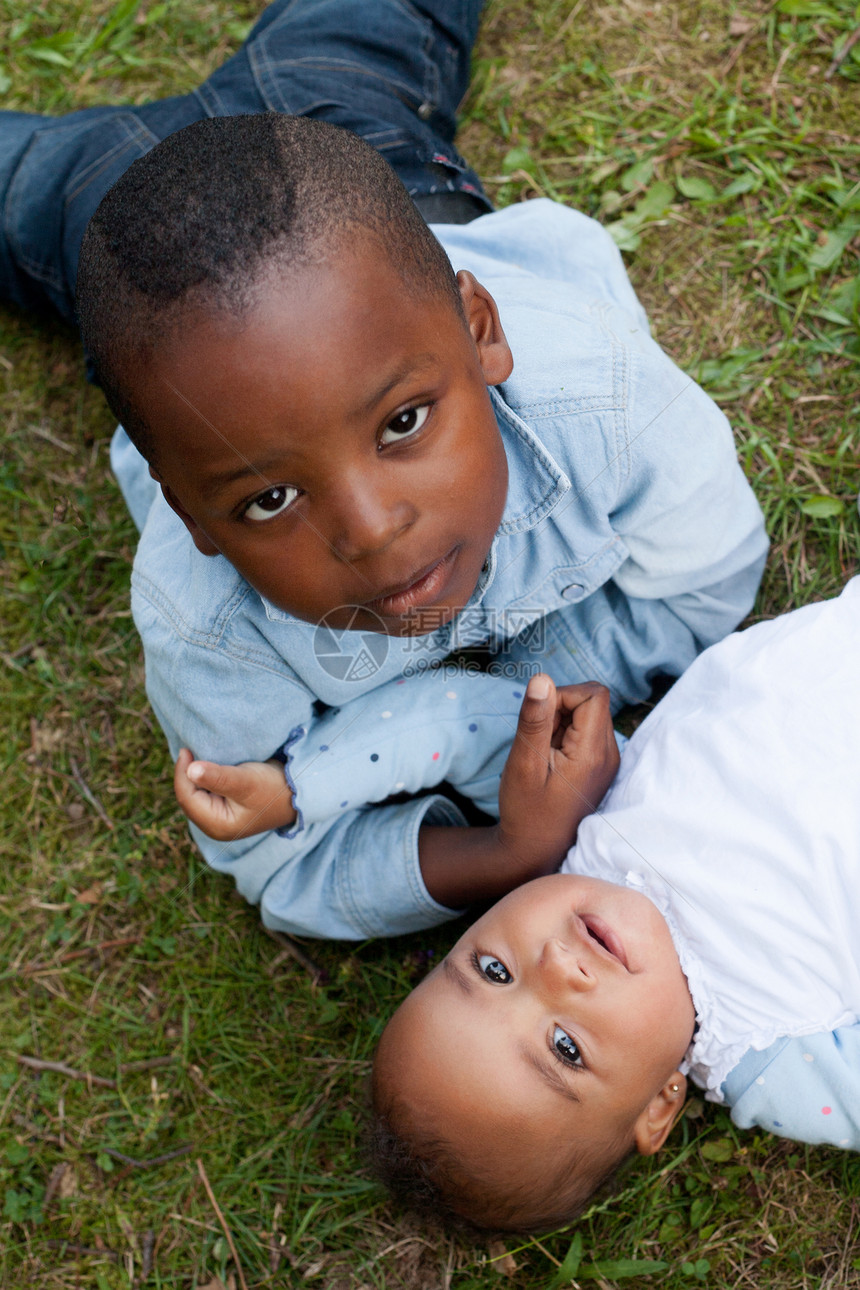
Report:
148,464,221,557
457,270,514,386
633,1074,687,1156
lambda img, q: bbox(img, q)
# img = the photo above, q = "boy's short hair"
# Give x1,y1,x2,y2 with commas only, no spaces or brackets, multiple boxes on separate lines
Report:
76,113,464,463
369,1095,634,1233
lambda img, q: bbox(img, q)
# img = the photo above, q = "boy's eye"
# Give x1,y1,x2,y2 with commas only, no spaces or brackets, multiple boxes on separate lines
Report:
380,404,430,445
243,485,300,522
552,1025,583,1068
476,953,513,984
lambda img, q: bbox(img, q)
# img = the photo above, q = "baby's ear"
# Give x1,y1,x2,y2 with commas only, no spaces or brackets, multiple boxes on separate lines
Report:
457,270,514,386
148,464,220,557
633,1074,687,1156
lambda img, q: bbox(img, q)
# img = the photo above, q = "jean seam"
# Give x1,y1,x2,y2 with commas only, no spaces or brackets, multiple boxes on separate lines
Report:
249,52,435,115
247,0,442,106
193,81,230,118
63,117,158,207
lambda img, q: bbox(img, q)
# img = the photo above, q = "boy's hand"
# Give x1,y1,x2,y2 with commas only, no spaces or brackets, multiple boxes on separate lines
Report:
418,674,619,909
174,749,296,841
497,674,619,872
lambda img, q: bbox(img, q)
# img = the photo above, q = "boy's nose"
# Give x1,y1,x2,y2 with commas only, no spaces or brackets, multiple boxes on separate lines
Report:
538,938,597,994
330,480,416,561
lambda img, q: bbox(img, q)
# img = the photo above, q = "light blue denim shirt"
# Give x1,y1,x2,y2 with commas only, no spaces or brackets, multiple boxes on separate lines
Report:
111,199,767,939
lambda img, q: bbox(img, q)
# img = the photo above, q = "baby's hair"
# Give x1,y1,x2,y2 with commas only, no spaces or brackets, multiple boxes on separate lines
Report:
370,1093,634,1234
76,113,464,464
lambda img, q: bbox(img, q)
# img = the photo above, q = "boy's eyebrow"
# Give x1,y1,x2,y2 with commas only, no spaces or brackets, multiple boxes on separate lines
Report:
442,955,473,995
521,1046,582,1105
183,353,440,491
204,455,292,489
359,353,437,416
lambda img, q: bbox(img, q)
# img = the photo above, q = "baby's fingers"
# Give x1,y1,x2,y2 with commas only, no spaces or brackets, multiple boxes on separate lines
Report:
174,751,232,835
183,758,246,800
174,747,203,813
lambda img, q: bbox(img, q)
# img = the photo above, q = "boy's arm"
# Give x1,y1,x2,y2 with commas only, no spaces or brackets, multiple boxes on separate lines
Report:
507,323,769,709
606,345,768,680
140,570,618,935
419,675,618,907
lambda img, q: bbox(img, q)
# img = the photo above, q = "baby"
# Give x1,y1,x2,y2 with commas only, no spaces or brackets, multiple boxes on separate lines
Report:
370,578,860,1231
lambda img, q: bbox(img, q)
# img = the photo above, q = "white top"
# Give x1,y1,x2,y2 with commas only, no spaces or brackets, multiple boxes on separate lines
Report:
563,579,860,1098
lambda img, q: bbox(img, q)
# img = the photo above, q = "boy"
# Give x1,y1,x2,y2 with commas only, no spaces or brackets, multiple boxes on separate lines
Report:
1,1,768,939
372,580,860,1232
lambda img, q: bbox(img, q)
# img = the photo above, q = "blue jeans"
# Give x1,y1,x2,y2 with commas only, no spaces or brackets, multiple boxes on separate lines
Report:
0,0,490,324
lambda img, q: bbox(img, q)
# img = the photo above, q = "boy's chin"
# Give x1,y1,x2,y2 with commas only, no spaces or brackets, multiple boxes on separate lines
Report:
357,600,464,639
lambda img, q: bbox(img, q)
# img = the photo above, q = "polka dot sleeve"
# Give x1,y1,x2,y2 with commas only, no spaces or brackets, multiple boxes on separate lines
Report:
722,1027,860,1151
278,669,530,830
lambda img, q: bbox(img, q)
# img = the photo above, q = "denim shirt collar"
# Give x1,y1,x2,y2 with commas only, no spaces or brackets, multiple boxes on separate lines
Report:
489,386,570,535
261,387,570,624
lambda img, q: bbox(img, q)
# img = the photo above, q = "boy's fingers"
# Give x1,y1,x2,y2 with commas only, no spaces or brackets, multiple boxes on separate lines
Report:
519,673,555,722
510,673,557,771
560,690,619,775
571,684,613,729
560,689,612,747
556,681,612,715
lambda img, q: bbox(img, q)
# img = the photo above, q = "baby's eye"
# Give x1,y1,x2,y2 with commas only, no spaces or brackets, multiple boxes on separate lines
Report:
476,953,513,984
552,1025,583,1068
243,485,300,522
380,404,430,445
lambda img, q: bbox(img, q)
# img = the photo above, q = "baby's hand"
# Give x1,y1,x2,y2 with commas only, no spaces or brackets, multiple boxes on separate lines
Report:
174,749,296,841
498,674,619,870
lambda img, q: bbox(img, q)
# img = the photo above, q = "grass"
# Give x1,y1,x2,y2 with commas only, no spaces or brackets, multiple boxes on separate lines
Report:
1,0,859,1285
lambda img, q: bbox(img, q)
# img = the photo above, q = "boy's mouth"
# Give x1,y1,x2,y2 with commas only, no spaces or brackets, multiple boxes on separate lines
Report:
365,547,460,619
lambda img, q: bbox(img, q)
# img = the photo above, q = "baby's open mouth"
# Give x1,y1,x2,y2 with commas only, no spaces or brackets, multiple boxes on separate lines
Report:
581,914,630,970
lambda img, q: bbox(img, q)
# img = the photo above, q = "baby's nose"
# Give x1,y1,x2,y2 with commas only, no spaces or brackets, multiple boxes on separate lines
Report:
539,938,597,994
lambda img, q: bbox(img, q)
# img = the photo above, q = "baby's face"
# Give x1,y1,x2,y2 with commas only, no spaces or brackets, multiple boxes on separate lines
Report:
127,239,511,636
377,875,695,1199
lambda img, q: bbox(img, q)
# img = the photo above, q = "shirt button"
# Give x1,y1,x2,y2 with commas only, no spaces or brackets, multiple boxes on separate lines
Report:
560,583,585,602
417,102,434,120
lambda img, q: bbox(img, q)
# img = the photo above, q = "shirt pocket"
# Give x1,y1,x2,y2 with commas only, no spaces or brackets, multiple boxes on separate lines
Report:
502,537,628,624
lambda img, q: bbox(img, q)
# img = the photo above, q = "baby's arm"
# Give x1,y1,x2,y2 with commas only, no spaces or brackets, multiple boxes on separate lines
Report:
174,674,618,882
724,1028,860,1150
145,595,617,935
419,674,619,908
174,748,294,839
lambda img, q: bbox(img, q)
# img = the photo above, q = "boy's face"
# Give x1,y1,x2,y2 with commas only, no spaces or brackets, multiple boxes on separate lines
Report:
377,875,695,1204
129,240,511,636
